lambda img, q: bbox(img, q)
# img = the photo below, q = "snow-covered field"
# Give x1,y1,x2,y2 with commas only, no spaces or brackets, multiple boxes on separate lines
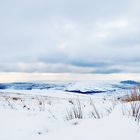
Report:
0,80,140,140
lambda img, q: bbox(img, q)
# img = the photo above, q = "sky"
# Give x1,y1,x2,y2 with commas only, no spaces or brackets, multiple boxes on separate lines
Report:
0,0,140,75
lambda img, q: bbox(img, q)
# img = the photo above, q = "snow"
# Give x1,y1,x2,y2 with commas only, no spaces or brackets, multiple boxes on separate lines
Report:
0,80,138,96
0,81,139,140
0,102,139,140
45,105,140,140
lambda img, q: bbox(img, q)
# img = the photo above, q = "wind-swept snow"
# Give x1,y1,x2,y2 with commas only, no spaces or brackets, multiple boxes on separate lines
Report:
0,81,139,140
0,101,139,140
44,105,140,140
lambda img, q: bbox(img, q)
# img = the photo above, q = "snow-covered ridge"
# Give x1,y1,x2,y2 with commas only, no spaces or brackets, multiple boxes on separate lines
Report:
0,80,139,94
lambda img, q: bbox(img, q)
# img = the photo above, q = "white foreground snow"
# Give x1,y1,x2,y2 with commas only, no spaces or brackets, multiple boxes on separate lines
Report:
0,88,139,140
44,105,140,140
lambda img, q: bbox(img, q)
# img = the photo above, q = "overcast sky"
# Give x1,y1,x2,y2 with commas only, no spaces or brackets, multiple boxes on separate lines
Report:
0,0,140,74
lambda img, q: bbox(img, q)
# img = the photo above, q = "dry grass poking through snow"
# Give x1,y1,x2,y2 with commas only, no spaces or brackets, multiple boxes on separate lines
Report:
122,87,140,102
66,99,83,120
122,87,140,123
66,98,117,121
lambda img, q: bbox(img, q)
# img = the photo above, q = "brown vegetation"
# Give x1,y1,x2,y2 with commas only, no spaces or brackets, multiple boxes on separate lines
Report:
122,87,140,123
122,87,140,102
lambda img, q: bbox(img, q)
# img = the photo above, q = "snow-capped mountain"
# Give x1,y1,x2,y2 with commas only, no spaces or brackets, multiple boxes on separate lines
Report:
0,80,139,95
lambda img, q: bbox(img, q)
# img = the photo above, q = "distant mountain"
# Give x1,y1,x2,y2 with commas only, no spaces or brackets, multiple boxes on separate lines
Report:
64,80,140,94
120,80,140,85
0,82,68,90
0,80,139,95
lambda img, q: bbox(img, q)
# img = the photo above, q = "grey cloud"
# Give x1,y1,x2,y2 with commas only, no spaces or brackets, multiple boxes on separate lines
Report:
0,0,140,73
94,69,123,74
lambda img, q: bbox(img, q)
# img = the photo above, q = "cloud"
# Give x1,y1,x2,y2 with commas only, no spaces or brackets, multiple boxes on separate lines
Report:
0,0,140,73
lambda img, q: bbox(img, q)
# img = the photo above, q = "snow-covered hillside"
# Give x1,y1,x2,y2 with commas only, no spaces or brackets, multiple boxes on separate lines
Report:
0,80,140,95
0,80,139,140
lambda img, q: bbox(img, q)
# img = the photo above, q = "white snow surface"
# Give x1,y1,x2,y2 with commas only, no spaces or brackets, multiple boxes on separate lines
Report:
44,105,140,140
0,81,139,140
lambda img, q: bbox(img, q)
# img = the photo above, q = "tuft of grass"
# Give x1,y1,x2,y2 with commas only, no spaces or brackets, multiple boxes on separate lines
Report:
122,87,140,102
130,102,140,122
66,98,117,121
66,99,83,120
36,97,45,111
89,98,102,119
122,101,140,123
122,87,140,123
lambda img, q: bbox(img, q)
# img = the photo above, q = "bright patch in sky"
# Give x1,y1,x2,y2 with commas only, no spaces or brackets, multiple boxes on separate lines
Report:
0,73,140,83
